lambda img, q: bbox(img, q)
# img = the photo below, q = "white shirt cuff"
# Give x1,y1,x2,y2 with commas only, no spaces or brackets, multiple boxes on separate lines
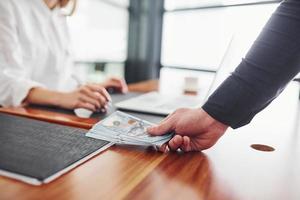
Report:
12,79,44,107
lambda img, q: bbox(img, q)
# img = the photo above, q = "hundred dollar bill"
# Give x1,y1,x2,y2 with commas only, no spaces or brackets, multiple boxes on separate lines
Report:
86,111,173,147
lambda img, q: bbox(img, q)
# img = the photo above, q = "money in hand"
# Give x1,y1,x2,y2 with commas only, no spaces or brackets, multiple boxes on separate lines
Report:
86,111,173,147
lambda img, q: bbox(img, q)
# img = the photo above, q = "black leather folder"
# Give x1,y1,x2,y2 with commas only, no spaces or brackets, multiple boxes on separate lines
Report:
0,113,112,185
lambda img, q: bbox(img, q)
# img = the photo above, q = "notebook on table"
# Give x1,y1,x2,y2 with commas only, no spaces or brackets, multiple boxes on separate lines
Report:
0,113,112,185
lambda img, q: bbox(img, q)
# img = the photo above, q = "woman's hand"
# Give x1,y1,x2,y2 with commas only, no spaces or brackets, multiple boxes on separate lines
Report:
25,84,111,112
147,108,228,152
100,77,128,93
24,78,127,111
58,84,111,111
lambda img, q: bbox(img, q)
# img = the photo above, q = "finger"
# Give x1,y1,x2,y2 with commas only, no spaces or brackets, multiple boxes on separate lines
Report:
98,87,112,102
168,135,183,151
96,102,109,112
147,117,175,136
96,93,108,107
87,85,112,102
80,87,103,106
111,77,122,82
160,113,173,124
158,143,169,153
100,108,107,113
104,78,128,93
79,94,101,109
103,104,109,110
76,102,96,111
111,78,128,93
180,136,192,152
104,81,123,91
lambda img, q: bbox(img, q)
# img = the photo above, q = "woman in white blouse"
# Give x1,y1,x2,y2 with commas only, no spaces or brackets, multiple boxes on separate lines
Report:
0,0,128,112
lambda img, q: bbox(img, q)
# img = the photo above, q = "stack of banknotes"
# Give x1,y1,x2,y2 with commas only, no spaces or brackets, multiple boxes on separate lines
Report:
86,111,173,147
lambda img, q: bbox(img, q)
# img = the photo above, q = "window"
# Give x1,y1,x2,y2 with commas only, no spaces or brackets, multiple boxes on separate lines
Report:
68,0,128,62
67,0,129,82
162,1,280,71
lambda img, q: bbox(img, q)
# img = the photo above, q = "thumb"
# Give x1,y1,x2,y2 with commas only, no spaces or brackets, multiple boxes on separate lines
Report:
147,119,174,136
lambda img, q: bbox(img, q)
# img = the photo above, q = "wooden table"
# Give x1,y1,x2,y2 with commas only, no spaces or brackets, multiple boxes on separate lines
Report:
1,80,300,200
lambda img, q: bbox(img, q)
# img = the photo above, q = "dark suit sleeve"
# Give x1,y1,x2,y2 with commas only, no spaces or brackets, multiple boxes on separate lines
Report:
202,0,300,128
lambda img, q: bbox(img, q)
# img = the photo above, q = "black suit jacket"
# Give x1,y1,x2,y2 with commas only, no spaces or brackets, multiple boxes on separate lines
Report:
202,0,300,128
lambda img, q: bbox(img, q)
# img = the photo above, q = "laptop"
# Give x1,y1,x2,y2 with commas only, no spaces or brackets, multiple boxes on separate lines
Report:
115,91,204,115
115,37,236,116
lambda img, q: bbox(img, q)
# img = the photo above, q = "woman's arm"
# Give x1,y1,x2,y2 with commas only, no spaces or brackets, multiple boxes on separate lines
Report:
25,84,111,111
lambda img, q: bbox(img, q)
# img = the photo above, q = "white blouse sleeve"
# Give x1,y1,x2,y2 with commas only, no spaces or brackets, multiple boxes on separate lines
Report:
0,1,44,107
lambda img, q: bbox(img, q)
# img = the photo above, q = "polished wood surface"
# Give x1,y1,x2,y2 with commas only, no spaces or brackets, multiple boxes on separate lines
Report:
1,80,300,200
0,106,98,129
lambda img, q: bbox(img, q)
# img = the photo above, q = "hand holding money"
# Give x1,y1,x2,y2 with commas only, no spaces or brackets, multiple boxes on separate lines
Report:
86,111,173,147
147,108,228,152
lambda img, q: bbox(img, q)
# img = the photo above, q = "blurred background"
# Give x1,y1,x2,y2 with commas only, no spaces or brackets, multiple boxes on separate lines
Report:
67,0,280,84
64,0,300,144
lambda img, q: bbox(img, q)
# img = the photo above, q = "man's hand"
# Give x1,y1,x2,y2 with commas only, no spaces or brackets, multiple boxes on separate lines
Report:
147,108,228,152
